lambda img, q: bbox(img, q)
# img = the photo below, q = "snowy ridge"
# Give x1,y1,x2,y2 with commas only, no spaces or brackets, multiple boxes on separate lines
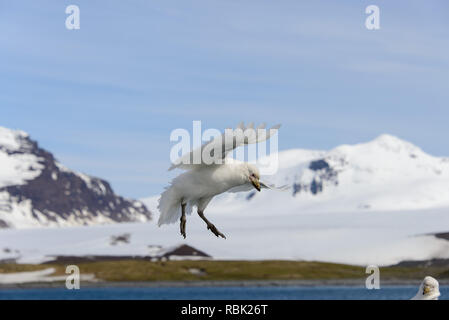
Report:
0,126,151,228
128,134,449,265
2,207,449,266
1,133,449,266
0,128,44,189
213,134,449,212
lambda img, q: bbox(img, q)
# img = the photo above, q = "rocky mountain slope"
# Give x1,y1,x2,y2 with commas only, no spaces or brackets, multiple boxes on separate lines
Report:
0,126,151,228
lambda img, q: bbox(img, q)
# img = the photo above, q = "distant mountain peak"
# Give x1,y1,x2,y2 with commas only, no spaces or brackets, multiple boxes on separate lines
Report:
330,134,426,161
221,133,449,212
373,133,405,142
0,126,152,228
370,133,422,152
0,126,32,153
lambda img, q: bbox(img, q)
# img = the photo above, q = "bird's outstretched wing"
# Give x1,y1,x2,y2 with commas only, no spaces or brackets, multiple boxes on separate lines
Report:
169,122,281,171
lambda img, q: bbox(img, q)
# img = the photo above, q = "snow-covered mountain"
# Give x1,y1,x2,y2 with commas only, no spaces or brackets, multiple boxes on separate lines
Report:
1,133,449,266
0,126,151,228
213,134,449,212
128,134,449,266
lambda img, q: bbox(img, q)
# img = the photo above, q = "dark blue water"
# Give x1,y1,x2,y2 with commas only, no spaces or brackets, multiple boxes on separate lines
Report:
0,286,448,300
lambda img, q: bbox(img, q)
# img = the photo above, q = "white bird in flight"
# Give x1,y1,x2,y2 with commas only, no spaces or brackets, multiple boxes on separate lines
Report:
158,122,281,239
411,276,440,300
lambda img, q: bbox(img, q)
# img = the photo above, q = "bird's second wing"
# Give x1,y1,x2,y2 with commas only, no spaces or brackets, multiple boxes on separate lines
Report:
169,122,281,171
260,181,290,191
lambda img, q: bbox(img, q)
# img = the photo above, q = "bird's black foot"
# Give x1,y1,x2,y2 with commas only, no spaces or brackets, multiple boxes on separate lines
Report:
180,216,186,239
207,223,226,239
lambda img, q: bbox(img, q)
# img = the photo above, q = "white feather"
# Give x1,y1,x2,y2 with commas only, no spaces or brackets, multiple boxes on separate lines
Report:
159,159,252,225
411,276,440,300
168,122,281,171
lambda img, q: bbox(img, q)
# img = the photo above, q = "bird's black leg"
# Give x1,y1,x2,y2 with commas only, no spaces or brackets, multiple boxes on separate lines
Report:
180,203,186,239
198,210,226,239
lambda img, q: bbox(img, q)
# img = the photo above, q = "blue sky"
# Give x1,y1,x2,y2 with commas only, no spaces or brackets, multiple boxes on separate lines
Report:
1,1,448,198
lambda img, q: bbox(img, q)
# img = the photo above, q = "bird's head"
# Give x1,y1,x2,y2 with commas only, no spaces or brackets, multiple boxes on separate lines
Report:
413,276,440,300
422,276,439,296
246,164,261,192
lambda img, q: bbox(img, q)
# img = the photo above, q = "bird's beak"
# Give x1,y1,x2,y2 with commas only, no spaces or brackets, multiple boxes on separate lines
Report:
423,285,431,295
250,176,261,192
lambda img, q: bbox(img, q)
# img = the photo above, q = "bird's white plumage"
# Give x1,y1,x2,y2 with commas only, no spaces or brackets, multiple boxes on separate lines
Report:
411,276,440,300
158,123,281,227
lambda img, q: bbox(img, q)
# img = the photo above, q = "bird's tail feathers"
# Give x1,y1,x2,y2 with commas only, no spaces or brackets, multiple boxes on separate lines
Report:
157,186,191,226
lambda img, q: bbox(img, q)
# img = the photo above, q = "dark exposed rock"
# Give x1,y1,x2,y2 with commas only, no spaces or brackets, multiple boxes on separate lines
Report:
292,183,301,195
292,158,338,196
110,233,131,245
246,191,256,201
310,179,323,195
309,159,330,171
42,244,211,264
392,258,449,268
0,219,9,228
159,244,211,259
434,232,449,241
